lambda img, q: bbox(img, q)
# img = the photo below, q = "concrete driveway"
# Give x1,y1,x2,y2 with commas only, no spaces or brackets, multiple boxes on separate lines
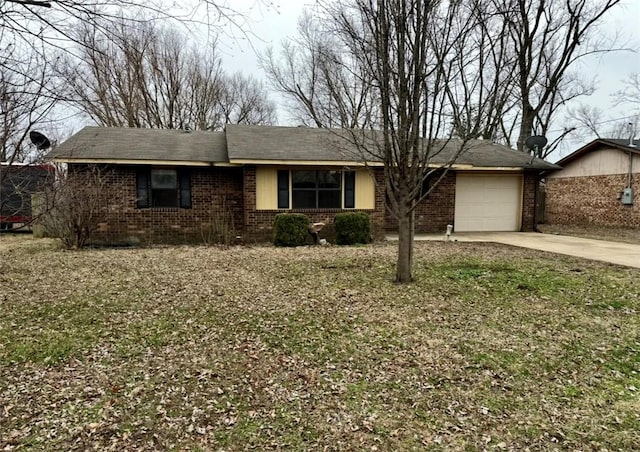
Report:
387,232,640,269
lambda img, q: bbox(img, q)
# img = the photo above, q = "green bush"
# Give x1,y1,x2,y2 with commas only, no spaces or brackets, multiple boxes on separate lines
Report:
273,213,309,247
334,212,371,245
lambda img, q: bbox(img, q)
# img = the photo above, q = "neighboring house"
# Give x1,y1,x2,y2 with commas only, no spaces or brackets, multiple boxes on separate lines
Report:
546,138,640,228
47,125,557,244
0,162,53,230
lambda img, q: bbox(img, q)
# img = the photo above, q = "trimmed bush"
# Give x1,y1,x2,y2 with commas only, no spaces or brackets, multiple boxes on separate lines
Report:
273,213,310,247
334,212,371,245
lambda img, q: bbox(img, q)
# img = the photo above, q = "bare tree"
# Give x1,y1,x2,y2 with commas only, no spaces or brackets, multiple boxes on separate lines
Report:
218,72,277,126
0,45,61,163
488,0,623,156
38,165,116,249
60,20,276,130
614,73,640,111
566,104,639,141
320,0,485,283
261,12,377,128
567,104,605,138
446,0,518,143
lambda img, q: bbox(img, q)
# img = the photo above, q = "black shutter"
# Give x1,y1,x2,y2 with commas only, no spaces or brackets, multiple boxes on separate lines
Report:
136,171,150,208
344,171,355,208
179,170,191,208
277,170,289,209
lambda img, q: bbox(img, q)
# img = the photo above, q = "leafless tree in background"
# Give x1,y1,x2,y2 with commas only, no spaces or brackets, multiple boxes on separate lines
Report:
564,72,640,142
614,73,640,113
0,44,62,163
59,20,276,130
568,105,606,139
265,1,622,159
1,0,277,145
443,0,518,142
491,0,623,156
261,12,378,129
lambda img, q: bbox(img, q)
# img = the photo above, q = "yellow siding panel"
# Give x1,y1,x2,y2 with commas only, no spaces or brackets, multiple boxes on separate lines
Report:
256,167,278,210
355,170,375,209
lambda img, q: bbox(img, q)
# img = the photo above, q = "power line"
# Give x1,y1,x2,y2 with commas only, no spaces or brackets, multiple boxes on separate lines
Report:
547,112,640,134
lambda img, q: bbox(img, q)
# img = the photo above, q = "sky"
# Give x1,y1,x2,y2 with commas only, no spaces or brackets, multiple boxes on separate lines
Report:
212,0,640,162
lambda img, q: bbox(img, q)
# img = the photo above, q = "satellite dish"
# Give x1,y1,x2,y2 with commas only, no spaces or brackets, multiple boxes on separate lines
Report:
525,135,548,153
29,131,51,150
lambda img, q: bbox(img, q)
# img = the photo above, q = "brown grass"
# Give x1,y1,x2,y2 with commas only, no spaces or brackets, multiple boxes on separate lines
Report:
1,234,639,450
539,223,640,245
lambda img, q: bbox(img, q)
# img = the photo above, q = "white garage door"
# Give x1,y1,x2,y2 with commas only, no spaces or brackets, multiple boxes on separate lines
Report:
454,174,522,232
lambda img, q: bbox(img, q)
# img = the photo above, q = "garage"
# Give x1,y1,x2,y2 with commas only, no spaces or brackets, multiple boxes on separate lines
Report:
454,173,523,232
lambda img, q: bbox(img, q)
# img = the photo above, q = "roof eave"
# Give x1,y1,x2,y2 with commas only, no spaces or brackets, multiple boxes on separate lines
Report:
228,158,384,167
50,157,238,167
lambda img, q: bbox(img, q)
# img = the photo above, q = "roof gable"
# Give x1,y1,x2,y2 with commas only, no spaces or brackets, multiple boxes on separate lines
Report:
554,138,640,168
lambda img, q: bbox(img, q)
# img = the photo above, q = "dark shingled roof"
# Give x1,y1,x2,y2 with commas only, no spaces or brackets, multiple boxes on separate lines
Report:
47,126,228,163
49,124,559,170
225,124,559,170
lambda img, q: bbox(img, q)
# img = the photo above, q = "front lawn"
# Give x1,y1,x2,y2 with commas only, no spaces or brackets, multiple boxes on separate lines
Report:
1,235,638,449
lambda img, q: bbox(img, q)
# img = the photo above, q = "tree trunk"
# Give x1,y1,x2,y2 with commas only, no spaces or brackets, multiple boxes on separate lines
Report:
395,210,414,283
517,105,536,153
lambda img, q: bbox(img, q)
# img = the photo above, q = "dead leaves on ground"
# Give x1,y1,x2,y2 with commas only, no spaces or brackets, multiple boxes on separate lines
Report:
0,235,639,450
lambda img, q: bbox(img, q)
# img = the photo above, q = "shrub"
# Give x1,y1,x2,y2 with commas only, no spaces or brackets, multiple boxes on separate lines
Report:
38,166,111,249
273,213,309,247
200,195,237,247
334,212,371,245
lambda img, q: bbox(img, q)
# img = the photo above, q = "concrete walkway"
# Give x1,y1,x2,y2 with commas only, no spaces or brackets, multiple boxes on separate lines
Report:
386,232,640,269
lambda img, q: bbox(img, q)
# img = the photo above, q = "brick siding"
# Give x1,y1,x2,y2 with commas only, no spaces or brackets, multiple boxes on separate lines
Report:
521,172,538,231
79,164,541,244
384,171,457,233
79,164,244,245
546,174,640,227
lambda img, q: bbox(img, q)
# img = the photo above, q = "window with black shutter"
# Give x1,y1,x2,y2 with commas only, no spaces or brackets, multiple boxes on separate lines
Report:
136,168,191,209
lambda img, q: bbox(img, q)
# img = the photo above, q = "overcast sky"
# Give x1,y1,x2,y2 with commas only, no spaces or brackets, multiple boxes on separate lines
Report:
212,0,640,160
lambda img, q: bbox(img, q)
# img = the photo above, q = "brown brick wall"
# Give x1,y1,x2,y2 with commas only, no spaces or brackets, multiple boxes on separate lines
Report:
384,171,457,233
242,166,387,243
521,172,538,231
546,173,640,227
79,164,244,245
78,163,543,244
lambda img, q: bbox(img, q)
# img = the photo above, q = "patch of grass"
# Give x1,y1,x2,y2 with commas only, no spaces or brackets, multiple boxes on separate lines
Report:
0,236,639,450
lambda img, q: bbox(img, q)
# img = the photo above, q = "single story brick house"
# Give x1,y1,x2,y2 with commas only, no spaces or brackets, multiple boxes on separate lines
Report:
546,138,640,228
47,125,557,244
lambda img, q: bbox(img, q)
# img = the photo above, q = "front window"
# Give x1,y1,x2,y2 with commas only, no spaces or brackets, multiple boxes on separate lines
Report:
136,168,191,209
151,169,179,207
292,170,342,209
